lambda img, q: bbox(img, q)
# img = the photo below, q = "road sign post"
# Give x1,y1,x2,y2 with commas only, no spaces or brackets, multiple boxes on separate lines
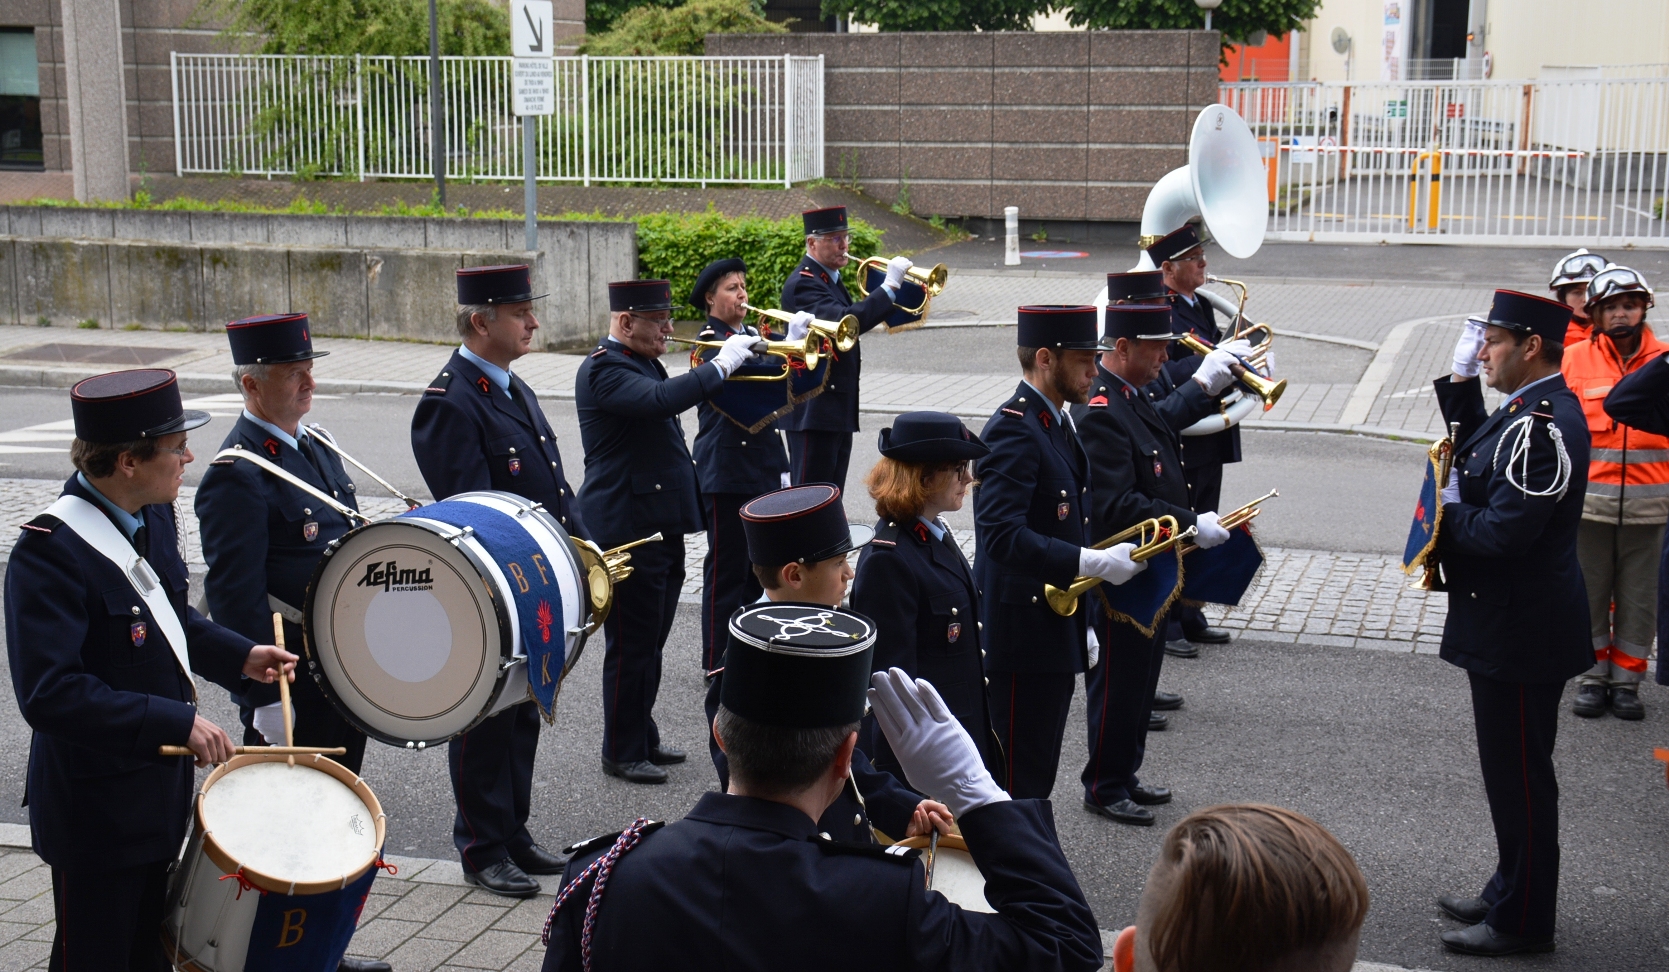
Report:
511,1,554,252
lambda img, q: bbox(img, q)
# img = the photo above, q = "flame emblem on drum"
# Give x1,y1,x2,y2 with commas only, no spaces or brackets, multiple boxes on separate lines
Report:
536,600,554,643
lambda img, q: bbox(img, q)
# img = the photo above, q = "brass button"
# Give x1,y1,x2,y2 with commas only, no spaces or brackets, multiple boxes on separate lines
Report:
442,371,449,376
984,677,990,686
741,440,747,446
1083,517,1090,524
509,447,517,454
131,606,141,616
561,516,568,524
950,607,958,616
550,461,557,468
853,813,862,825
1030,596,1037,604
1470,592,1477,599
819,832,831,839
655,484,662,491
1018,397,1026,403
540,435,546,442
978,622,983,631
559,488,566,496
303,508,312,516
1059,490,1067,498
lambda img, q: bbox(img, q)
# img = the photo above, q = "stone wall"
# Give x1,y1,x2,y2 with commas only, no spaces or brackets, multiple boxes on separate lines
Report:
707,30,1221,230
0,207,635,345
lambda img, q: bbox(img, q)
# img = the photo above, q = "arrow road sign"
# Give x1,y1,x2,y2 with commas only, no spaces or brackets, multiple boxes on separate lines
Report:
511,0,553,58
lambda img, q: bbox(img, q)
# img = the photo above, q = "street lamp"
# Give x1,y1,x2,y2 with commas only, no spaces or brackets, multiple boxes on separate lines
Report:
1194,0,1222,32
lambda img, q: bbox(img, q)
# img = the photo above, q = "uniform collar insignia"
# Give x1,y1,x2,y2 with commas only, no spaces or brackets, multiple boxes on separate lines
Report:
912,521,930,544
476,375,493,395
263,437,280,456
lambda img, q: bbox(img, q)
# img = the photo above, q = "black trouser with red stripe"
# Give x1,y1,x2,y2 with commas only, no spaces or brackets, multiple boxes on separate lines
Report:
1082,611,1166,807
987,671,1076,800
1468,672,1564,939
786,430,854,491
700,493,761,673
51,861,169,971
449,700,540,873
600,536,685,765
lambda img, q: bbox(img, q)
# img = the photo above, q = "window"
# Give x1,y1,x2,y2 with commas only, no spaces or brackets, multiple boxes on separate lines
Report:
0,29,41,170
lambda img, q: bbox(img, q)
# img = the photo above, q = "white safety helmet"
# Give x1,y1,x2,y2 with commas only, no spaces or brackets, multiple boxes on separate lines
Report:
1550,248,1607,291
1585,264,1655,314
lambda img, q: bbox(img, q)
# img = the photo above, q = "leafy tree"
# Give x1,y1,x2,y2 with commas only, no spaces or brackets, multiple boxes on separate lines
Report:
581,0,786,56
1059,0,1319,47
586,0,679,35
819,0,1048,32
201,0,511,56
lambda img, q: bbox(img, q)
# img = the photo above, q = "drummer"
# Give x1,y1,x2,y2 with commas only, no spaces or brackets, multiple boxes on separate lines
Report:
4,369,295,971
410,264,586,898
851,411,1002,784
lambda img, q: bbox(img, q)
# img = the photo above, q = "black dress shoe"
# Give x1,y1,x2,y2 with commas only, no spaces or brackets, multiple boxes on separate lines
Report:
1611,686,1645,720
1151,690,1184,711
339,958,393,972
1148,711,1169,731
648,743,687,765
463,860,541,899
1440,922,1554,956
1084,799,1155,826
511,842,571,875
602,757,668,784
1438,894,1490,924
1129,783,1172,805
1185,626,1231,644
1164,640,1201,659
1572,683,1609,717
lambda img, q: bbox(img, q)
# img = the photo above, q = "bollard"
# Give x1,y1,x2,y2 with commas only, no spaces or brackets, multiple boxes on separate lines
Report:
1004,206,1020,266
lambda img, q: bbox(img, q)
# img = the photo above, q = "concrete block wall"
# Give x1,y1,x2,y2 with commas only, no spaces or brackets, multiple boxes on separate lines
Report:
0,207,635,345
706,30,1221,225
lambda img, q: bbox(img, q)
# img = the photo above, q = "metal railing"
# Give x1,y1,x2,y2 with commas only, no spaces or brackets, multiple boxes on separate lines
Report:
1218,78,1669,246
171,53,825,186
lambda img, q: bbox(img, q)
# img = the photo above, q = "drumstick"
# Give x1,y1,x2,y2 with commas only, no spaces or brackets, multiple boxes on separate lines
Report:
158,745,347,757
272,612,295,765
925,829,939,891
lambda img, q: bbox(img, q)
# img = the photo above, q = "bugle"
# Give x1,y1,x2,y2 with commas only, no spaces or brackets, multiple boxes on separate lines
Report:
668,330,826,381
745,303,859,353
1044,515,1198,617
1178,332,1286,410
1176,489,1278,554
571,532,663,631
855,257,949,314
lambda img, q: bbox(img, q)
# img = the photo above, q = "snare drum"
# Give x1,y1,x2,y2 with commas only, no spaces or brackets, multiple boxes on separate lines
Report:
897,834,994,913
305,490,592,747
162,754,386,972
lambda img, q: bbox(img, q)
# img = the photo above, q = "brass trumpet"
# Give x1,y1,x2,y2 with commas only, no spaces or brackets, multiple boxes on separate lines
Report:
571,532,663,631
855,257,949,315
667,329,827,381
1179,332,1287,410
744,303,859,353
1043,515,1197,617
1176,489,1279,555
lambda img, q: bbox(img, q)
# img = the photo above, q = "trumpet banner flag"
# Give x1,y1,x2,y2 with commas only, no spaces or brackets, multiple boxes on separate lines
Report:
698,342,830,434
1402,447,1443,575
862,263,929,331
1098,548,1182,638
1180,527,1265,606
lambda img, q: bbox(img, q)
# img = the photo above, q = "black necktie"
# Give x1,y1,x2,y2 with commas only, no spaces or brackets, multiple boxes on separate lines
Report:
132,524,148,557
298,435,327,481
509,381,538,425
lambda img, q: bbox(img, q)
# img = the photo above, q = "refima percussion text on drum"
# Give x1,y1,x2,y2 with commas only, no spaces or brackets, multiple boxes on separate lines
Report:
354,560,436,592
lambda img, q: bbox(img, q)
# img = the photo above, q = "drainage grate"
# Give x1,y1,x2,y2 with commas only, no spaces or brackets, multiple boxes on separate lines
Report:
0,343,193,365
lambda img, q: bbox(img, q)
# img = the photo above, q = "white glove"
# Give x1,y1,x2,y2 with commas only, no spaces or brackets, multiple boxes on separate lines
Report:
1194,510,1231,549
711,332,762,377
1193,348,1240,396
1452,318,1487,378
1216,337,1255,359
786,310,813,342
868,668,1010,818
1078,542,1147,585
883,255,913,291
1086,626,1100,669
1441,468,1461,505
251,701,290,745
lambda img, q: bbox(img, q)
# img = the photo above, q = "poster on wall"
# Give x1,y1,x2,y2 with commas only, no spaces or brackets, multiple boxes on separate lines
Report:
1381,2,1406,80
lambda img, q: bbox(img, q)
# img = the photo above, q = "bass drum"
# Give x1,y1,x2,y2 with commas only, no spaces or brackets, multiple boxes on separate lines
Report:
896,834,994,913
304,490,591,748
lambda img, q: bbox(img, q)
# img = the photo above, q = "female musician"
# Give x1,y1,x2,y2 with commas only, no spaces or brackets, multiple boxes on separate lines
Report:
851,410,1003,784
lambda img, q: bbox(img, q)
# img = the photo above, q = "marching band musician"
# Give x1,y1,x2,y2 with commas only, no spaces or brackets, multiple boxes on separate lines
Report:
5,370,296,971
1072,304,1240,828
1549,248,1608,346
851,411,1002,784
778,205,910,489
410,264,587,898
575,279,760,787
1431,290,1591,956
1148,225,1237,655
974,305,1147,799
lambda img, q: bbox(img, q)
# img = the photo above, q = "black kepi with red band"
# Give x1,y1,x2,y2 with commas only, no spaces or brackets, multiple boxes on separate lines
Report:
1144,223,1204,265
741,483,874,568
1098,304,1177,350
1483,289,1572,342
458,263,545,304
609,279,674,313
1106,270,1170,304
225,313,328,365
802,205,849,237
71,369,210,442
1016,305,1100,350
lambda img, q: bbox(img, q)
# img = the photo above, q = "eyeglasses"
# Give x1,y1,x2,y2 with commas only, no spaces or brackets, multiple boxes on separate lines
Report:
157,445,189,458
629,312,673,327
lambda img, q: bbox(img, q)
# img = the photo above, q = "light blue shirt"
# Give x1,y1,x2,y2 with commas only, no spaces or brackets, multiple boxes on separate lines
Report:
459,345,513,398
917,515,946,542
1021,379,1063,423
76,472,142,540
242,409,305,451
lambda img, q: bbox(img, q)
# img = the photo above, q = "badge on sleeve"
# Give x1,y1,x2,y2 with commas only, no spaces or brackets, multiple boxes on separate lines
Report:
508,457,522,476
130,621,146,647
302,521,319,542
946,622,961,643
1058,502,1070,520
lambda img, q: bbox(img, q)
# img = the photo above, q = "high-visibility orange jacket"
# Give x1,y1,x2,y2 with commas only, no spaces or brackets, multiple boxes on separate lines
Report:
1562,326,1669,524
1564,318,1592,347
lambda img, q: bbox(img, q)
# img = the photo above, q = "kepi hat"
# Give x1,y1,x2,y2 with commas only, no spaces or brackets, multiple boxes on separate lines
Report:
609,279,674,313
225,312,327,365
741,484,873,568
719,602,876,728
457,264,544,305
1017,305,1100,350
71,369,210,443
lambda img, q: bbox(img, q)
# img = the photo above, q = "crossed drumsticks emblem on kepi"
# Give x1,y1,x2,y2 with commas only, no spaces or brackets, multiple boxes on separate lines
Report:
754,611,866,641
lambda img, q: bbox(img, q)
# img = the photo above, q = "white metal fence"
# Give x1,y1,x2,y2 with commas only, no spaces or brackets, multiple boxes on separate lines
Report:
171,53,825,187
1218,78,1669,246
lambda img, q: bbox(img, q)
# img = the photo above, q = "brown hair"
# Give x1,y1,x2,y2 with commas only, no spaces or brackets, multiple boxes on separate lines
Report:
867,456,935,522
71,437,160,479
1146,804,1369,972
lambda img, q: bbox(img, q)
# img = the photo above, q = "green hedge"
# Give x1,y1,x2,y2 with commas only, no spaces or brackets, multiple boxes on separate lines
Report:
633,208,883,320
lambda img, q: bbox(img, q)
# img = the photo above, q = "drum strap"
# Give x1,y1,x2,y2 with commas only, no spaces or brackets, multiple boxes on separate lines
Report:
46,495,193,682
214,447,371,525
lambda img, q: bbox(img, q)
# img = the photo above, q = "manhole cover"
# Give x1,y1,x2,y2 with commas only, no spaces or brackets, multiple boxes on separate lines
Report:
0,343,192,365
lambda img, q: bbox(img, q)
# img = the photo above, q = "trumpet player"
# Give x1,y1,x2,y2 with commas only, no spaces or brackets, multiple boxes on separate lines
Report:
974,305,1147,800
1148,225,1240,654
779,205,910,490
1072,303,1238,827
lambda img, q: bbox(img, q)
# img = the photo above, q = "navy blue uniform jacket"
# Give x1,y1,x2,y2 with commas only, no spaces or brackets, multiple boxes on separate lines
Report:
5,477,254,869
853,519,1000,780
690,317,790,495
1602,354,1669,686
411,350,587,535
1163,294,1242,468
542,794,1102,972
973,383,1092,673
1433,374,1592,683
777,255,895,434
195,415,359,708
575,337,724,549
1075,364,1218,536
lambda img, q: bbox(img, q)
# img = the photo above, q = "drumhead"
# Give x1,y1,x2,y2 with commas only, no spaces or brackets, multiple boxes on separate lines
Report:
202,760,378,886
898,835,994,913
